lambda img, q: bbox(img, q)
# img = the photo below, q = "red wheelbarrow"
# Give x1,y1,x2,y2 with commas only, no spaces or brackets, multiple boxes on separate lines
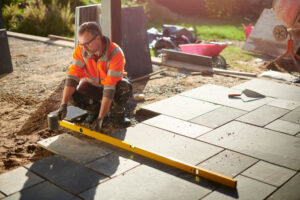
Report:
179,42,228,69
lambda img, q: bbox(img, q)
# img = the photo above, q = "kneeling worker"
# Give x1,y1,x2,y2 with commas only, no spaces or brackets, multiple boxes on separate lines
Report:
57,21,132,131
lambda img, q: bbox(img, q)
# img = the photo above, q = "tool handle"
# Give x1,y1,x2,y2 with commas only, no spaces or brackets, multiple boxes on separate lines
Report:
228,94,241,98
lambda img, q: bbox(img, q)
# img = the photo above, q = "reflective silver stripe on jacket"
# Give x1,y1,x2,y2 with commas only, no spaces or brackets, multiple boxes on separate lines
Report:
103,85,116,90
107,69,123,77
72,59,85,68
66,74,80,82
106,47,122,71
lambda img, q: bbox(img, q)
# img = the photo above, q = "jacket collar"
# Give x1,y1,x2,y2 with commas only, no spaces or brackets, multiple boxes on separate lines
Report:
98,36,110,62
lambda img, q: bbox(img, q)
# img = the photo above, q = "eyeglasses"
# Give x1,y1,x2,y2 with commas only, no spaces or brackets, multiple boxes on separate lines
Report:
79,34,98,48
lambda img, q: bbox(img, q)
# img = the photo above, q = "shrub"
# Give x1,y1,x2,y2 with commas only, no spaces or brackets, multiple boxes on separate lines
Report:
2,4,23,31
42,0,85,12
3,0,74,36
0,0,24,8
40,0,74,36
17,1,47,35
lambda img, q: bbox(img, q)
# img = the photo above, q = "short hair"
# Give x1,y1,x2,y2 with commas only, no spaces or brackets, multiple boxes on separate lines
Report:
78,21,102,38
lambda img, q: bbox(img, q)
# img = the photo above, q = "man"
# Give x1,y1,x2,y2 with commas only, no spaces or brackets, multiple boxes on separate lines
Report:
57,21,132,131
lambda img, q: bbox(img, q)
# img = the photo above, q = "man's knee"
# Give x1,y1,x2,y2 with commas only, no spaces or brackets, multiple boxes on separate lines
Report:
77,81,102,100
114,78,133,105
69,90,84,107
70,89,100,114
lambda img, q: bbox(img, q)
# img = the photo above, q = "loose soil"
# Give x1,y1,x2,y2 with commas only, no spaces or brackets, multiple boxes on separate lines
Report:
0,36,297,174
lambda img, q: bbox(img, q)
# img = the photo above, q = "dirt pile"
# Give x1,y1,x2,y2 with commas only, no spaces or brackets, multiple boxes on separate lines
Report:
0,37,72,173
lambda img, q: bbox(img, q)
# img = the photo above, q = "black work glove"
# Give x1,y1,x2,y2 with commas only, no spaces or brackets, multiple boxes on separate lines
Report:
57,104,67,120
91,118,104,131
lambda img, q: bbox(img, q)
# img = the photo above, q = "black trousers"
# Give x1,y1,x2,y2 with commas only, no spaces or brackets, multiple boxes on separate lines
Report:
69,78,133,118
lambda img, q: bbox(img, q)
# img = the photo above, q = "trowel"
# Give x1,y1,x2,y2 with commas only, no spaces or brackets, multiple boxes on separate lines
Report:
228,89,265,101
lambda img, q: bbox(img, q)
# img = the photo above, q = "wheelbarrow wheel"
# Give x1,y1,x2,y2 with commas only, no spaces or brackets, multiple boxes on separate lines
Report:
212,55,227,69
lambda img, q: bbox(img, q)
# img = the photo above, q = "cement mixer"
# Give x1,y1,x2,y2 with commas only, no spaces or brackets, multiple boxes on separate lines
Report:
271,0,300,71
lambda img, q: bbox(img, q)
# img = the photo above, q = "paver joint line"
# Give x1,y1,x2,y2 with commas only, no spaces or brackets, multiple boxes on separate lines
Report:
59,120,237,188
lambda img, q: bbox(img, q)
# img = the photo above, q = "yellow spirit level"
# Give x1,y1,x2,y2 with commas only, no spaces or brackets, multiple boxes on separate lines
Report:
59,120,237,188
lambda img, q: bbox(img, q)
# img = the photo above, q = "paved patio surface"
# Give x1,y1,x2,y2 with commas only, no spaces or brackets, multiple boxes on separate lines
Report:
0,79,300,200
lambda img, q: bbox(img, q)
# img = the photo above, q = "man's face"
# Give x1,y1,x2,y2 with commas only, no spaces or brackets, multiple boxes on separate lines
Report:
78,31,101,55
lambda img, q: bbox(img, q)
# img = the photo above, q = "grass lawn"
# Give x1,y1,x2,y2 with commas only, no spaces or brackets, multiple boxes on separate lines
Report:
183,18,248,41
220,46,256,71
194,25,245,41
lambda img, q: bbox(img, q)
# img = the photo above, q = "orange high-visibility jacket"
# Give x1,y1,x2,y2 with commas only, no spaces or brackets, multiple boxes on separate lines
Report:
66,36,126,98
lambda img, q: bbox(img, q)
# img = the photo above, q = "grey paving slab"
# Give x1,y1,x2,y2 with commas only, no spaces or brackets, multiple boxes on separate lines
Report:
80,165,212,200
25,155,107,195
202,175,276,200
280,106,300,124
143,114,212,138
0,193,5,199
232,79,300,101
87,153,140,178
0,167,44,196
197,150,258,178
236,105,289,127
242,161,296,187
180,84,273,112
112,124,223,165
65,105,87,121
267,172,300,200
198,121,300,170
142,95,220,120
265,119,300,135
38,133,111,164
297,132,300,138
267,99,300,110
2,181,79,200
190,106,247,129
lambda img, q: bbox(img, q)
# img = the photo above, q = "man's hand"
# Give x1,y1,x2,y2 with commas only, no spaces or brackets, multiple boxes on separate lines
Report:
57,104,67,120
91,118,104,131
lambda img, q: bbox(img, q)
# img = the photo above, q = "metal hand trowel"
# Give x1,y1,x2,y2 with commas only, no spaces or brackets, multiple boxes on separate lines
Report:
228,89,265,101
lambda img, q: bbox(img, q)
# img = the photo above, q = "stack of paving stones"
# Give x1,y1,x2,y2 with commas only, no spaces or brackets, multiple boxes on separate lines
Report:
0,79,299,200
